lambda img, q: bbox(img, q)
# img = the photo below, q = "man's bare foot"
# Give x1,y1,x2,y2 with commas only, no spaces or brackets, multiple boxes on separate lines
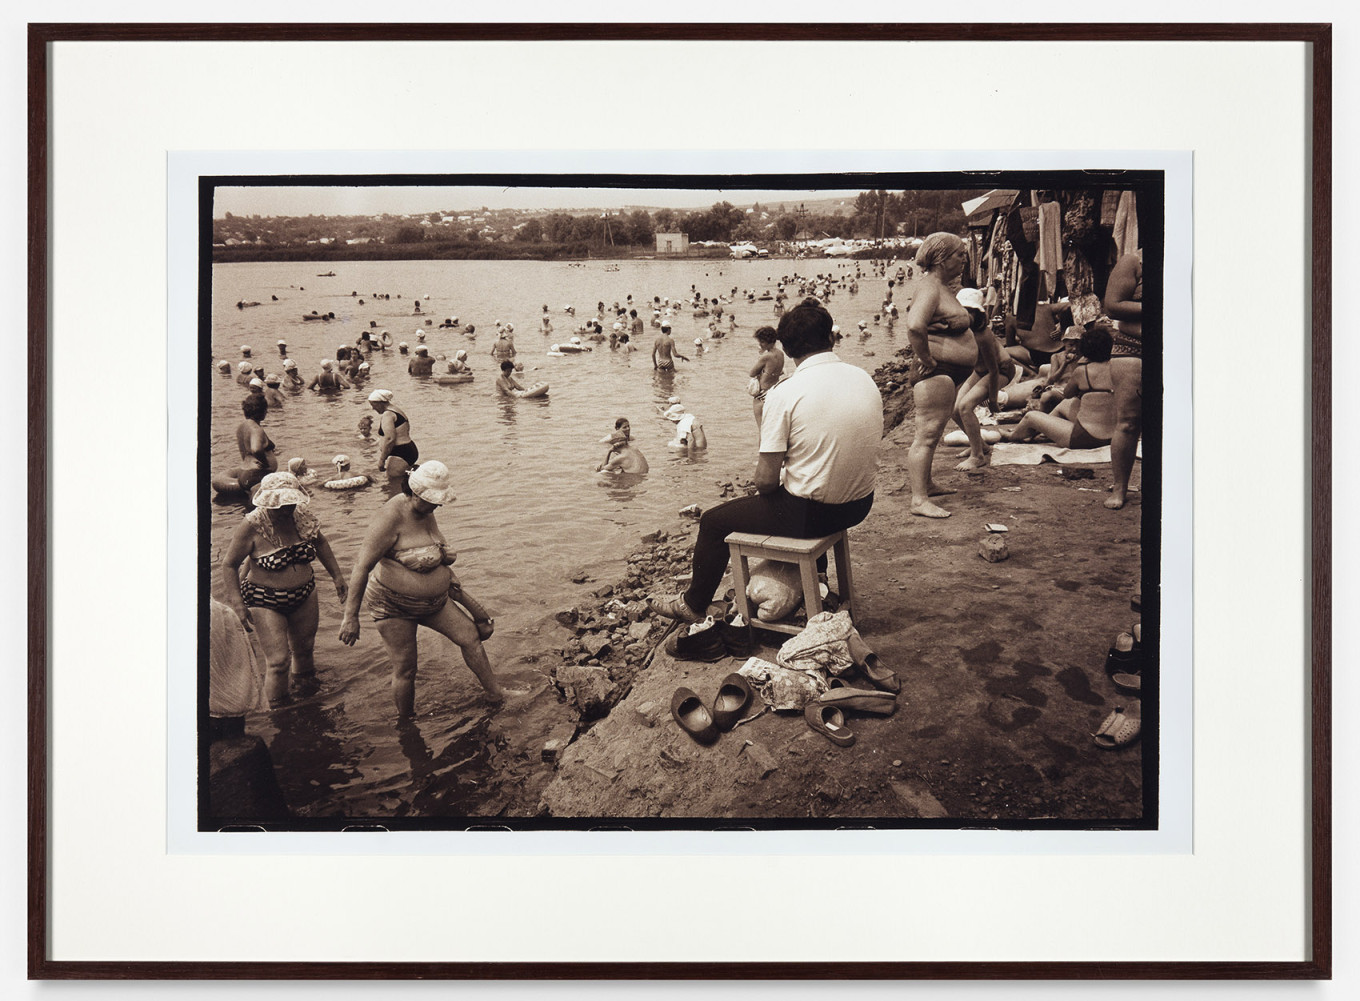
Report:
1104,492,1126,510
927,483,957,497
911,500,952,518
956,454,990,471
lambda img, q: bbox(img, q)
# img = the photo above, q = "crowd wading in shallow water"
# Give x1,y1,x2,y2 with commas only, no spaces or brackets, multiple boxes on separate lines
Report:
211,193,1148,808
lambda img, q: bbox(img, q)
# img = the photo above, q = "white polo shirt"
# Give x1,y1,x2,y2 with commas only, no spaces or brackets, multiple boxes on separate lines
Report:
759,351,882,504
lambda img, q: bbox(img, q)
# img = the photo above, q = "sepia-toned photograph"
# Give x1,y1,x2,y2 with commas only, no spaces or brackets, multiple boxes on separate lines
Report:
201,171,1162,831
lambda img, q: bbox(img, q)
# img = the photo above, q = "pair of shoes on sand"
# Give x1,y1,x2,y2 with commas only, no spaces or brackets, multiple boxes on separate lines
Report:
670,673,754,745
805,682,899,747
663,615,753,662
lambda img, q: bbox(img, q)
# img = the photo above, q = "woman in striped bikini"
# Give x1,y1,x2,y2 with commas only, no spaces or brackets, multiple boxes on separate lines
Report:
220,472,348,706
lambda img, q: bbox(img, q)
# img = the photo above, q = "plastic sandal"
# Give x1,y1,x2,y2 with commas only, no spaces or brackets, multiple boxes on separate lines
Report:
1093,706,1141,749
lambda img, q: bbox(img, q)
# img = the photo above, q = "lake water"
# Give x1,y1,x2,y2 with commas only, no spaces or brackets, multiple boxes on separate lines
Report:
207,256,899,818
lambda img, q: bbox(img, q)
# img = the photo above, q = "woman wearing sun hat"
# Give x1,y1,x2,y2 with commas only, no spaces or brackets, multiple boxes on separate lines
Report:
220,471,348,705
367,389,418,478
338,461,503,716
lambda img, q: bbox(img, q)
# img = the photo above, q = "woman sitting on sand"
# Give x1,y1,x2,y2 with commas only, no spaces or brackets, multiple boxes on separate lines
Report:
1000,322,1117,450
368,389,419,479
211,393,278,496
904,232,978,518
221,472,347,706
338,461,503,716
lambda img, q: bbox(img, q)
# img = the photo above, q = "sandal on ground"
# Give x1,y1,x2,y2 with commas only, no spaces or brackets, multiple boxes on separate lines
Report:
670,687,719,745
1092,706,1141,749
1104,631,1141,679
805,703,855,747
711,672,754,731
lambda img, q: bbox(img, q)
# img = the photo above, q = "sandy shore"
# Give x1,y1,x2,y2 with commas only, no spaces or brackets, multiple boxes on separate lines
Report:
492,415,1148,824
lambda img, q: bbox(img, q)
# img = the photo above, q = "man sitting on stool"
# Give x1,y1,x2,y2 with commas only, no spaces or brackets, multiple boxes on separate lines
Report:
649,298,882,623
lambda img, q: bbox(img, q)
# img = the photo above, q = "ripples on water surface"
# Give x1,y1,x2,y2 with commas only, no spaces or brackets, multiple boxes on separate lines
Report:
207,257,896,818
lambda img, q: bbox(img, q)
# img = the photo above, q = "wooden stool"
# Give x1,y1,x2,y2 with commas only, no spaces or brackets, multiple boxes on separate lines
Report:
725,530,855,638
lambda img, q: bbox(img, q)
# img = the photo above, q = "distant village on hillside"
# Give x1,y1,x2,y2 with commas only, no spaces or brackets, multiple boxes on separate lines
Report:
211,190,984,262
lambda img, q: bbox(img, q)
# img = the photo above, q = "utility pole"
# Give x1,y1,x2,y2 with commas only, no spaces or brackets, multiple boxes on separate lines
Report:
795,203,809,253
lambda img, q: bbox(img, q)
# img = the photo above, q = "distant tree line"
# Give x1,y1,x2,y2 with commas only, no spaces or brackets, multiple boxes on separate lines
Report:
212,189,983,258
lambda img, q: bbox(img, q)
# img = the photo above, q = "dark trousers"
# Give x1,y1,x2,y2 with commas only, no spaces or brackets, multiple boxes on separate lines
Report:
682,488,873,614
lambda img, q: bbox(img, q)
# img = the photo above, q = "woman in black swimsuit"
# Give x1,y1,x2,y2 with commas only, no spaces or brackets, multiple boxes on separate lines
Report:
220,472,347,705
904,232,978,518
367,389,419,480
211,393,278,496
1000,323,1117,450
338,461,503,716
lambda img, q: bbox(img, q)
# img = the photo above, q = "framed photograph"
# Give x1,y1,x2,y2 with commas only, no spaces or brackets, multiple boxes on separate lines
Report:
26,22,1330,979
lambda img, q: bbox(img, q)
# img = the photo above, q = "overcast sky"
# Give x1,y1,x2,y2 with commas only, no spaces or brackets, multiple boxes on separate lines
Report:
212,185,867,219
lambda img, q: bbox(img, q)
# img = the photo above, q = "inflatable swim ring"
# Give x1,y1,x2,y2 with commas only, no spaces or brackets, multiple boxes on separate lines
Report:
517,383,550,399
322,475,370,490
434,373,474,385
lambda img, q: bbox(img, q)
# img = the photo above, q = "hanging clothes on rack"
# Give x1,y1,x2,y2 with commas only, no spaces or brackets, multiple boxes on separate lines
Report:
1035,200,1063,300
1113,190,1139,257
1005,205,1041,325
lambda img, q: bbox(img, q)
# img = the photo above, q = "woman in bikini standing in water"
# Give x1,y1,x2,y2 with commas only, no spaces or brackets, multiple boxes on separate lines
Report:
220,471,348,705
367,389,418,480
904,232,978,518
339,461,503,717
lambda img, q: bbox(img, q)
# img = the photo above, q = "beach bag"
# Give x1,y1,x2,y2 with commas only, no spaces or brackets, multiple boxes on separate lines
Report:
776,610,856,676
746,559,803,621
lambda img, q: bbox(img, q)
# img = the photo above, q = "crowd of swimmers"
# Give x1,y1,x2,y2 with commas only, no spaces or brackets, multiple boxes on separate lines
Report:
214,245,1143,723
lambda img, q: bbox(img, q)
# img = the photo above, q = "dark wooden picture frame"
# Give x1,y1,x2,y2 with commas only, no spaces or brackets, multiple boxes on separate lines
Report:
27,21,1331,980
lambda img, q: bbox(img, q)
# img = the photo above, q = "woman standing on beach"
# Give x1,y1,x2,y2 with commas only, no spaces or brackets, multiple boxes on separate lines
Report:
338,461,503,717
221,472,348,705
904,232,978,518
367,389,419,480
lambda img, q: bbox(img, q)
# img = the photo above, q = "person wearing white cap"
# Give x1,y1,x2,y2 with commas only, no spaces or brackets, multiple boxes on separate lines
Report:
221,470,348,706
236,360,256,386
216,359,232,374
447,349,471,375
262,374,286,408
308,359,350,393
367,389,418,478
276,339,288,357
281,357,304,389
649,298,880,625
407,345,434,376
240,345,253,358
338,459,504,715
490,326,516,362
948,287,1012,471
